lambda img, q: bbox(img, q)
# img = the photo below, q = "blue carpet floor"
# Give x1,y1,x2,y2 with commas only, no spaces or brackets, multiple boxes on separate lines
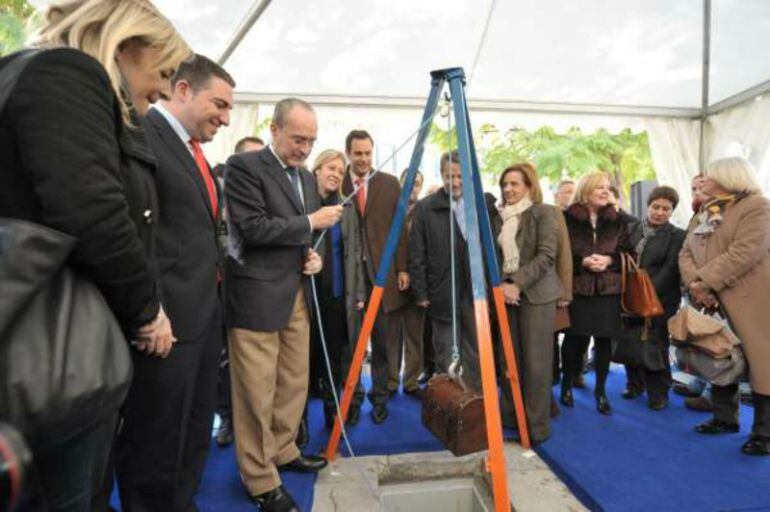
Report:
537,368,770,512
110,368,770,511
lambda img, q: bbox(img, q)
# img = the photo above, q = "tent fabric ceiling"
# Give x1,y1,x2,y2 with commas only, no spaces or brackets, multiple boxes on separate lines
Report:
153,0,770,113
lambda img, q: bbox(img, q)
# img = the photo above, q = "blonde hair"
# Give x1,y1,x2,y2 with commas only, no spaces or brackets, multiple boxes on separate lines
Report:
34,0,191,123
312,149,346,175
573,171,611,206
705,157,762,196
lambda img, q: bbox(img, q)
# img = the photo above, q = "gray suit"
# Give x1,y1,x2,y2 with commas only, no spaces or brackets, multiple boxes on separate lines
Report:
498,203,562,442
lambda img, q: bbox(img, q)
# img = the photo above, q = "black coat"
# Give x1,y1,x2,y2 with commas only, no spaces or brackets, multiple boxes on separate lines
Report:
630,221,686,320
0,48,159,332
408,189,500,321
224,147,322,332
141,108,225,342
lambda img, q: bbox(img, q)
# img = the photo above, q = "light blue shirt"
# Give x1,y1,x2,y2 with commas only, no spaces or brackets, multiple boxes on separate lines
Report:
152,103,194,155
451,195,467,240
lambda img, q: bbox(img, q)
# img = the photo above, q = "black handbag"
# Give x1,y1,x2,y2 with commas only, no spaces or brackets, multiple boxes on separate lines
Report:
611,321,667,371
0,219,133,451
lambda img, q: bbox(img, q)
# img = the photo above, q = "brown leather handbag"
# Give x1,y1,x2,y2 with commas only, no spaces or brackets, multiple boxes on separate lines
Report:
620,252,663,318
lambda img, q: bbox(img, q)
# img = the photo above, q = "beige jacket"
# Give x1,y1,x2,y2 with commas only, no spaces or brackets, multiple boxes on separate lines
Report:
679,194,770,394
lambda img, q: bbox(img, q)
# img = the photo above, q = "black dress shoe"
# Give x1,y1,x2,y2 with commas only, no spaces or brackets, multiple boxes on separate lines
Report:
215,417,234,447
277,454,328,473
621,388,642,400
648,397,668,411
695,418,740,434
560,386,574,408
251,485,299,512
371,403,389,424
346,406,360,426
296,418,308,449
404,387,424,400
673,381,702,398
742,435,770,456
596,394,612,415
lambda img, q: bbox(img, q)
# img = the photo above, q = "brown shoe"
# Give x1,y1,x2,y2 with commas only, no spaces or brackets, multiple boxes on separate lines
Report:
685,395,713,412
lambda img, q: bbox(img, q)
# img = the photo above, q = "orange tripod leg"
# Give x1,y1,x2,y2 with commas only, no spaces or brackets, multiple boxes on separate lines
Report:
473,299,512,512
324,286,384,460
491,287,531,449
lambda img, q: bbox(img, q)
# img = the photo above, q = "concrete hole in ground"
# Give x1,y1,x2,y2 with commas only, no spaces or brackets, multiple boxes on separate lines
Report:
379,477,490,512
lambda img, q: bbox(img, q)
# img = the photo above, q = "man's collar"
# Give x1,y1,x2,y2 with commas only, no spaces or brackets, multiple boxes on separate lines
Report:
152,103,193,145
269,144,287,170
349,168,372,182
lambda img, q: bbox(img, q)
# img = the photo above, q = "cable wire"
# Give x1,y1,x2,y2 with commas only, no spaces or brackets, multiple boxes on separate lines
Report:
466,0,497,94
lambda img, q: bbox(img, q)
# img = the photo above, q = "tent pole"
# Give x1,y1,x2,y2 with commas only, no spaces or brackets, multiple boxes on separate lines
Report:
217,0,273,65
699,0,711,170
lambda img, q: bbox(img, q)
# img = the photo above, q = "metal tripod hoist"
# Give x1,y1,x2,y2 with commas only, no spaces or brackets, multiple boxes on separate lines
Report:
324,67,530,512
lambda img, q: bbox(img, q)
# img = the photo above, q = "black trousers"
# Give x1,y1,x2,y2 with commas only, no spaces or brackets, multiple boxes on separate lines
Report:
363,276,390,406
115,319,222,512
216,330,231,420
712,385,770,437
562,335,612,395
423,315,435,375
26,414,117,512
311,295,365,411
429,292,481,393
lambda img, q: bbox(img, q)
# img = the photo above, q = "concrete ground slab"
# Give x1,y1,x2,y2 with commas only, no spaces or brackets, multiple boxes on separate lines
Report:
312,441,587,511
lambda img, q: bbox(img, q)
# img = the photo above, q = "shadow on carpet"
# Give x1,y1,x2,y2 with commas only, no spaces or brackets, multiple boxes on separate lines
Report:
535,368,770,512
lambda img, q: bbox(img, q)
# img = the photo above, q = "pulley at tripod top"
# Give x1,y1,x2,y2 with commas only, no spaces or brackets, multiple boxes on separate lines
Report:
439,92,452,118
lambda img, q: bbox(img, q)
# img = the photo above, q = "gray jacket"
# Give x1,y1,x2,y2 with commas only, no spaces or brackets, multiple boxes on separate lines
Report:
339,201,367,344
499,203,563,305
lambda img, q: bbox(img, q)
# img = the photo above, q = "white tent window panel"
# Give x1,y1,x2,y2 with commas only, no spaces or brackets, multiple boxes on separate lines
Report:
710,0,770,105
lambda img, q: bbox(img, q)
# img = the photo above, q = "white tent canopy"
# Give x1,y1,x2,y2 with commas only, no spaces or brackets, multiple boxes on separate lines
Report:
158,0,770,113
29,0,770,219
138,0,768,228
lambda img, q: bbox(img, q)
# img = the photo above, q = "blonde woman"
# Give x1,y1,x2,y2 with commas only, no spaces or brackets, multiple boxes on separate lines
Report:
310,150,367,429
561,171,634,415
680,157,770,456
0,0,190,508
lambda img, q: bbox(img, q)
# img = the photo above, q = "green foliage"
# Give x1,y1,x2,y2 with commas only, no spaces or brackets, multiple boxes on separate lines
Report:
428,120,457,152
253,116,272,138
459,124,655,200
0,0,33,56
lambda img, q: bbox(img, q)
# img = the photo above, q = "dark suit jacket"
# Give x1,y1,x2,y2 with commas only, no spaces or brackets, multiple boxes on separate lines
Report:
408,189,500,321
0,48,159,332
342,171,407,313
224,148,321,332
142,108,224,342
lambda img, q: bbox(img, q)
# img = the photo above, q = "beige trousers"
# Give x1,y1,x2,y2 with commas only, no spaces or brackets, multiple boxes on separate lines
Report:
229,288,310,495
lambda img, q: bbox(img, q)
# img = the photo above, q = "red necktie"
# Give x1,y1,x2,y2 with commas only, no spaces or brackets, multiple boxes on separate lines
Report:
355,178,366,215
190,139,218,215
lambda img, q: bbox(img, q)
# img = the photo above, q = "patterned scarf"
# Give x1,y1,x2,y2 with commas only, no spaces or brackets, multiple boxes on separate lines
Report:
635,218,662,257
498,196,533,276
693,193,742,236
